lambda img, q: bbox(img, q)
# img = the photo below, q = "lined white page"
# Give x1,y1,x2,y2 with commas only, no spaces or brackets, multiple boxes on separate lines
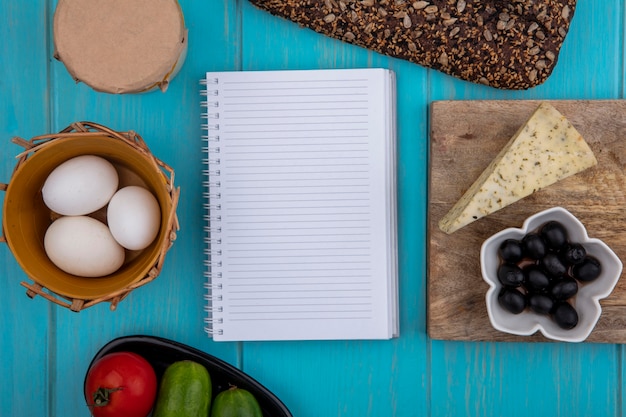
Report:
205,68,397,341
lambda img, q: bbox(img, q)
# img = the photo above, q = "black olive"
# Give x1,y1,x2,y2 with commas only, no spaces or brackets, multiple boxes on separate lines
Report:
552,302,579,330
540,221,568,251
562,243,587,265
498,288,527,314
521,233,547,260
528,293,554,315
541,253,567,278
524,265,551,293
498,239,524,263
497,263,525,287
550,277,579,300
572,256,602,282
491,218,602,332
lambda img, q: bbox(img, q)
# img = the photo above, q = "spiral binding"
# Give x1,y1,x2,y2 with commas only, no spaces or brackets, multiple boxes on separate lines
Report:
201,76,224,337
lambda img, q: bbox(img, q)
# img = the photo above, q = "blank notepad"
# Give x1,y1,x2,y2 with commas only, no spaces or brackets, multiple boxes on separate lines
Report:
201,68,398,341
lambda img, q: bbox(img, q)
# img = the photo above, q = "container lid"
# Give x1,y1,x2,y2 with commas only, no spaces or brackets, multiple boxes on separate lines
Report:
53,0,188,94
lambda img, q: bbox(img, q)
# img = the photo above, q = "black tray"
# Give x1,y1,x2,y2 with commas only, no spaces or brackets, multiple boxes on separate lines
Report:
84,335,292,417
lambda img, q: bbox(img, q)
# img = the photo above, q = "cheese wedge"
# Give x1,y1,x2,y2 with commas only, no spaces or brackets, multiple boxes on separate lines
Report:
438,102,597,234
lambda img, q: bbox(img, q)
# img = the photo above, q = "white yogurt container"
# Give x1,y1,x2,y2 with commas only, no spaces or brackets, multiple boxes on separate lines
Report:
53,0,188,94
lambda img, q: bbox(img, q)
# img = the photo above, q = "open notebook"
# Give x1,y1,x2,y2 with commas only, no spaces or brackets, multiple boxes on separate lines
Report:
201,68,398,341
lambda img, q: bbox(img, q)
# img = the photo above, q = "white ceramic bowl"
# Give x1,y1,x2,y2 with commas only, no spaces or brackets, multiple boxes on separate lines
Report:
481,207,623,342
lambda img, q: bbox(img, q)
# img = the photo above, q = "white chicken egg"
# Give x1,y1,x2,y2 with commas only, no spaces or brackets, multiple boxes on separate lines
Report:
44,216,125,277
107,186,161,250
42,155,119,216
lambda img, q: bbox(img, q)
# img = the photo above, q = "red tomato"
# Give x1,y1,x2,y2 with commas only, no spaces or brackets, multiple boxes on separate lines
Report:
85,351,157,417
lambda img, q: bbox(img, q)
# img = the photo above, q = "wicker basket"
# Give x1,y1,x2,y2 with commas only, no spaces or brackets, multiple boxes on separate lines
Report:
1,122,180,311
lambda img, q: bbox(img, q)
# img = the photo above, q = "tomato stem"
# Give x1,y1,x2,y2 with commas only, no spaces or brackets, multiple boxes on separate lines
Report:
89,386,124,408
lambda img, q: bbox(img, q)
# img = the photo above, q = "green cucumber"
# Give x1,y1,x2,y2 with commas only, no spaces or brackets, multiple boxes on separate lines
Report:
211,386,262,417
153,360,212,417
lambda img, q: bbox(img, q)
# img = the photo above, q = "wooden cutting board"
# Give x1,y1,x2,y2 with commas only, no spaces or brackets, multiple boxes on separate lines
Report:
428,100,626,343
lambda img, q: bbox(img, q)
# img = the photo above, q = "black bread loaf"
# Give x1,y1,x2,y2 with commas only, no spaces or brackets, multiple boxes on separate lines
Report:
248,0,576,90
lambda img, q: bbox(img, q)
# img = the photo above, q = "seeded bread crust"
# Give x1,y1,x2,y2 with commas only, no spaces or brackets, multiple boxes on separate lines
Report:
248,0,576,90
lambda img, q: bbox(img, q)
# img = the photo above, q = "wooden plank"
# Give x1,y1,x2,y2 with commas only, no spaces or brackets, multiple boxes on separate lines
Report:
427,3,624,416
0,1,51,416
430,339,620,415
49,0,244,415
428,99,626,343
0,0,624,416
239,3,431,417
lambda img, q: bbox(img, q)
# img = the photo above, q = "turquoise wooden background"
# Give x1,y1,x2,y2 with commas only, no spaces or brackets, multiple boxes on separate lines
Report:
0,1,623,416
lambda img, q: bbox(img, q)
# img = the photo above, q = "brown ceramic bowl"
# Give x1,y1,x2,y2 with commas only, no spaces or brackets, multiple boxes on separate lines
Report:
2,124,178,310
